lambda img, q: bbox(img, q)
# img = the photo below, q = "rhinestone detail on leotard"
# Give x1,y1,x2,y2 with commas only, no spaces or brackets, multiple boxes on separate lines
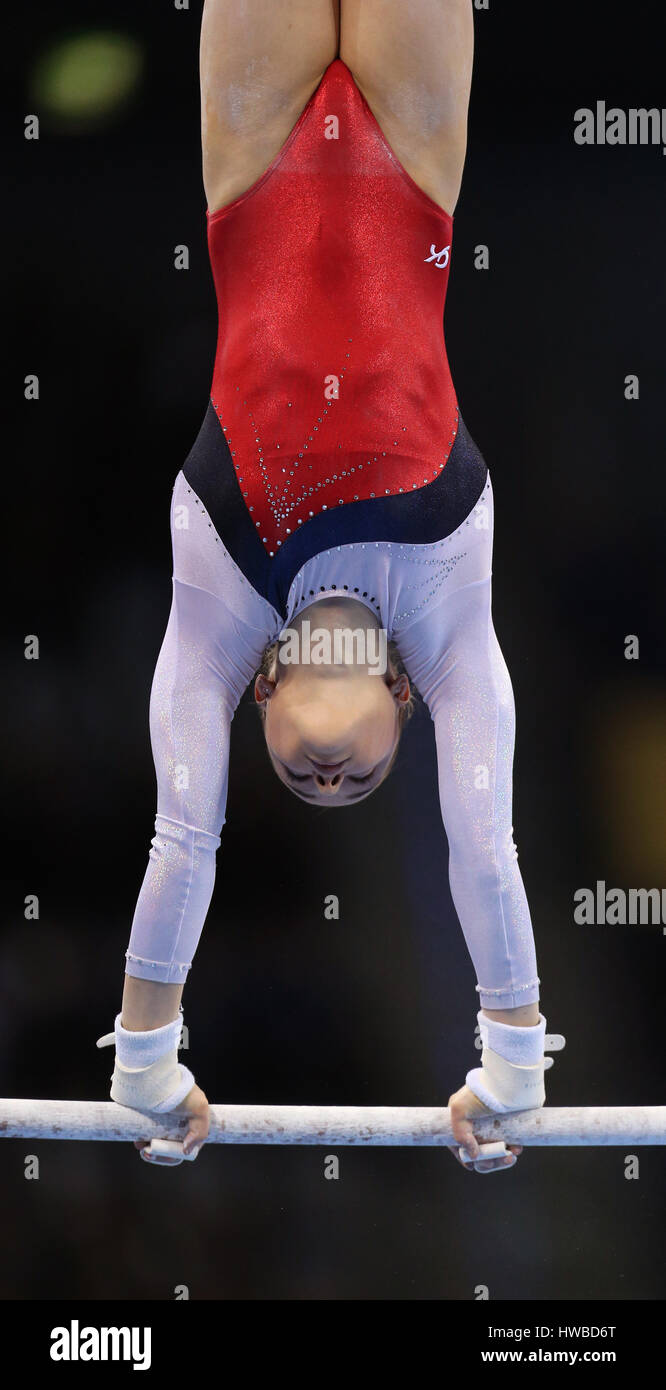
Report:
211,389,460,558
284,478,491,633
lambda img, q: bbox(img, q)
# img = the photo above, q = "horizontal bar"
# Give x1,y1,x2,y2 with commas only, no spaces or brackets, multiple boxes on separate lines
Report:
1,1101,665,1146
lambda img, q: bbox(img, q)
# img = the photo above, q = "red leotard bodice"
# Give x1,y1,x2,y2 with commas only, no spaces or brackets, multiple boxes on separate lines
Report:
207,59,458,557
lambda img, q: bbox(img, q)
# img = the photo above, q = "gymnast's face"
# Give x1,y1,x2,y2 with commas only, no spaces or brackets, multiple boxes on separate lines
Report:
254,602,410,806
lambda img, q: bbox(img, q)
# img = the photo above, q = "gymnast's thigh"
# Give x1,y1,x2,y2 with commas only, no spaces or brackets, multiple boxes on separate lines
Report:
340,0,473,214
201,0,340,212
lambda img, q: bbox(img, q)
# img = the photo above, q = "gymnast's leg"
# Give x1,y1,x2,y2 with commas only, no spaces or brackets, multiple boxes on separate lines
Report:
201,0,340,212
340,0,473,214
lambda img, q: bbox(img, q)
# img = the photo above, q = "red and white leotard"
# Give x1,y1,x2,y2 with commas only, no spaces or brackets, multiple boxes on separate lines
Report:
124,60,540,1016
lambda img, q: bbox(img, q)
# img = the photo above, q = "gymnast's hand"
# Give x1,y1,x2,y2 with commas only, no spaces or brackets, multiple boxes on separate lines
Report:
134,1082,210,1168
97,1001,210,1168
447,1009,548,1172
447,1083,523,1174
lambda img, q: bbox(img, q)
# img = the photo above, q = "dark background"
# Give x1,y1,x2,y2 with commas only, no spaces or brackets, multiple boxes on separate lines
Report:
2,2,664,1300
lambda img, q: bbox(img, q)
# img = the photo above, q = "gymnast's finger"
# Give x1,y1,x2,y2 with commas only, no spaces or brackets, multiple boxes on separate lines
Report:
448,1084,487,1160
469,1141,524,1173
448,1143,476,1170
474,1150,517,1173
173,1082,210,1156
139,1141,186,1166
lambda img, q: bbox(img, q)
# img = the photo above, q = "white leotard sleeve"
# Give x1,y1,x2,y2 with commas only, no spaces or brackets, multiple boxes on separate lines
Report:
125,473,280,982
394,480,540,1008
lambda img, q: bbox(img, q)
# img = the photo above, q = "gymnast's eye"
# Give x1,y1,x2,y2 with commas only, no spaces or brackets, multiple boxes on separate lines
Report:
281,763,376,789
347,771,376,786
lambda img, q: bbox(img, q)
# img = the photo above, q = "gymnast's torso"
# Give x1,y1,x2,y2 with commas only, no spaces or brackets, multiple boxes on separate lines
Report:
182,58,488,626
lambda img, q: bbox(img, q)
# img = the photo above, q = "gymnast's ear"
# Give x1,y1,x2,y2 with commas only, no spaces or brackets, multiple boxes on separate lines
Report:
390,673,411,704
254,675,276,705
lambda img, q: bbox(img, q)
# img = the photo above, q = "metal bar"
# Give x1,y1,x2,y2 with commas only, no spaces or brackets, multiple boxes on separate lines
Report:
1,1101,665,1146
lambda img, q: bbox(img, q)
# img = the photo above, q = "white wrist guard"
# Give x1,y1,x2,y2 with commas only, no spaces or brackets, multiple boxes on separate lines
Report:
96,1011,195,1114
466,1011,547,1113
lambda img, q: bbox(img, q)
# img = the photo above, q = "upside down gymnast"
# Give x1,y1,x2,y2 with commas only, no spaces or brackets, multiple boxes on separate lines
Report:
98,0,552,1174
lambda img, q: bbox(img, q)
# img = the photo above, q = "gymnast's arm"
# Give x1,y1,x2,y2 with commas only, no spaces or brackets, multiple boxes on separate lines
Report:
101,480,276,1162
396,567,546,1171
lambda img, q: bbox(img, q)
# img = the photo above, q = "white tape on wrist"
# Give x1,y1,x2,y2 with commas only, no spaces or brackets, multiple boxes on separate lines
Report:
96,1010,195,1114
466,1011,547,1113
110,1054,195,1113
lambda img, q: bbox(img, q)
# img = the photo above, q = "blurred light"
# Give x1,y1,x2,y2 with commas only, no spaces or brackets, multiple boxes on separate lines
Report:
30,31,143,128
588,683,666,881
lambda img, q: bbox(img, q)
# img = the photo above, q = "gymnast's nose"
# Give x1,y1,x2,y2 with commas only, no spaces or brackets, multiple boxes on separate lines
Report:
309,758,347,792
313,770,345,793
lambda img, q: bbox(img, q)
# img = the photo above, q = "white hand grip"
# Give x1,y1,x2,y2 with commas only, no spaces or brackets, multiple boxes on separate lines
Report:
140,1139,200,1165
458,1140,515,1171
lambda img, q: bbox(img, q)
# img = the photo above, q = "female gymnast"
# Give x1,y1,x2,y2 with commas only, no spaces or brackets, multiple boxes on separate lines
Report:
98,1,549,1174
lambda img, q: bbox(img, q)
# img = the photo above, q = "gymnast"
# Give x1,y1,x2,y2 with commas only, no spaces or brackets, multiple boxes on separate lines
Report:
98,1,549,1173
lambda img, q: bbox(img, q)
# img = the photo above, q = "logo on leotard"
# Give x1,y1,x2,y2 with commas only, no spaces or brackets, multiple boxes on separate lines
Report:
424,243,450,268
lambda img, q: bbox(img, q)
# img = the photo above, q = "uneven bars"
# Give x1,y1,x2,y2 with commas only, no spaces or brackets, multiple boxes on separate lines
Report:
0,1101,665,1146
